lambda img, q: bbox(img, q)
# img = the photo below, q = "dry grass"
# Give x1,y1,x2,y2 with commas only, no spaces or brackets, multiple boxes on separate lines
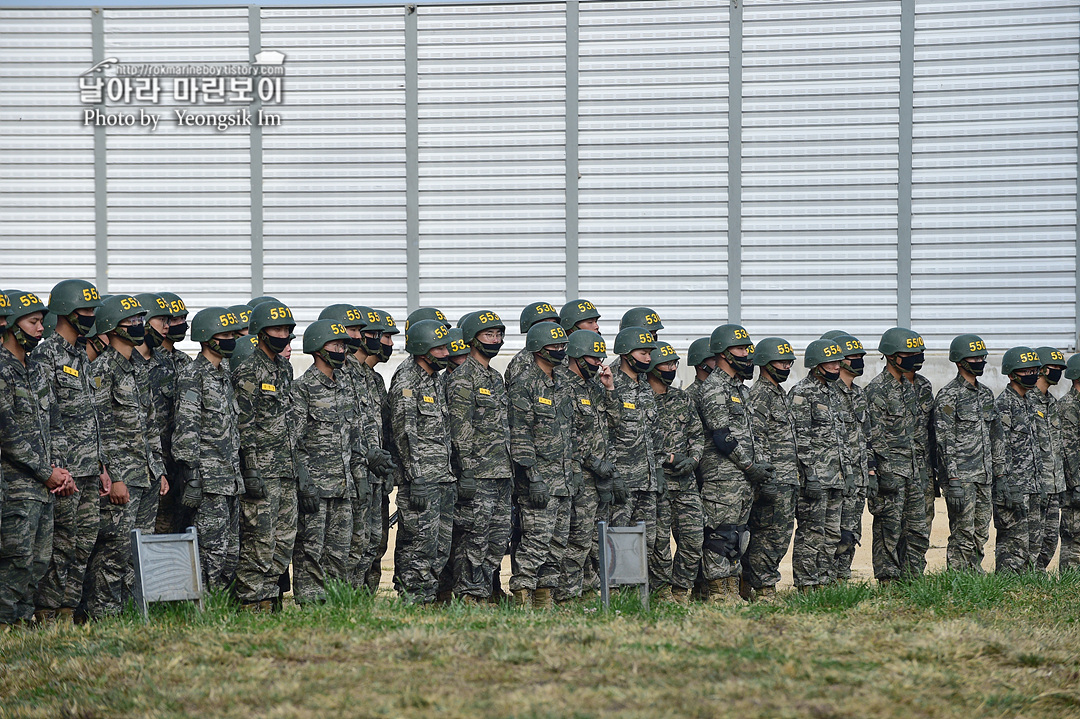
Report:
2,572,1080,719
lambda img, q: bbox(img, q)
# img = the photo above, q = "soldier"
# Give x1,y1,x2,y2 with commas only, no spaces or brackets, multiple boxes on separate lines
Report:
154,291,194,534
444,328,470,373
445,310,512,603
232,301,298,611
559,299,601,335
559,330,621,602
647,341,704,604
0,291,73,627
697,324,773,603
505,302,560,386
228,305,252,336
1031,346,1067,570
994,347,1042,573
32,280,106,623
508,321,574,609
829,333,872,581
172,307,244,590
291,319,366,606
84,294,168,618
866,327,930,582
249,297,292,368
390,319,456,603
1058,353,1080,571
903,342,936,560
743,337,798,601
365,309,401,591
619,307,663,340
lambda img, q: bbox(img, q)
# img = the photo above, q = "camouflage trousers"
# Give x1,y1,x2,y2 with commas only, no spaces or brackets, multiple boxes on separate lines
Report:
293,496,352,605
744,485,796,590
511,493,571,592
194,493,240,591
558,481,600,601
835,486,866,581
363,490,391,592
701,479,752,581
868,471,930,580
944,480,992,573
994,492,1038,574
84,485,154,618
1036,491,1061,571
450,477,511,599
155,461,189,535
1059,493,1080,571
352,483,387,591
394,482,456,603
35,474,100,611
236,476,297,604
793,487,843,588
586,495,616,593
611,489,659,562
658,484,704,592
0,498,53,624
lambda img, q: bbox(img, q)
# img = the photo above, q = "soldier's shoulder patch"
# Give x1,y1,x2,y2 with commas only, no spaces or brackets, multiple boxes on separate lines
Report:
94,376,102,390
999,412,1012,427
14,386,31,399
939,404,954,416
239,380,257,395
184,389,200,404
454,386,472,400
815,403,828,412
792,395,806,406
401,388,413,398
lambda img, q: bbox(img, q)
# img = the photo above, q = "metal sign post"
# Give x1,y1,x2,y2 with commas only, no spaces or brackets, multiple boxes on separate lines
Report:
597,521,649,612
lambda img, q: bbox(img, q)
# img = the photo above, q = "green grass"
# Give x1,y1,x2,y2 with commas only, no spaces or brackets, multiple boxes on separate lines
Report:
2,572,1080,719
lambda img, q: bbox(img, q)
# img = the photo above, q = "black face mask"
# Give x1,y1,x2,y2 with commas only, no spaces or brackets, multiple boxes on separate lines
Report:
818,367,840,382
424,352,448,371
541,347,566,364
1016,373,1039,388
262,333,290,355
145,324,167,349
211,337,236,358
628,356,651,374
376,342,393,362
115,323,145,346
962,359,986,377
653,368,677,386
896,353,923,372
1045,367,1063,386
477,341,504,359
766,366,791,384
320,349,346,369
576,357,600,378
364,334,383,354
13,325,39,351
844,357,865,376
724,350,753,379
344,334,364,351
69,312,96,336
167,321,188,343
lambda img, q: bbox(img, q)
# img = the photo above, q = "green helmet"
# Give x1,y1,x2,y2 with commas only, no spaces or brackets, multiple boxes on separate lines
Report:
379,310,400,335
96,294,147,335
1001,346,1042,376
820,329,849,340
229,335,260,370
709,323,752,354
456,311,477,329
948,334,988,363
47,279,102,315
831,333,866,357
1065,354,1080,381
0,290,11,318
355,306,394,333
460,310,505,344
566,330,607,359
249,301,296,335
303,319,349,354
878,327,924,356
6,290,47,324
157,292,188,317
42,313,57,339
648,341,680,370
1036,346,1066,367
227,304,252,330
136,293,172,320
525,321,568,352
560,299,600,333
405,307,450,332
620,307,663,334
248,295,281,308
447,328,470,357
405,319,451,355
804,339,844,369
687,337,713,368
752,337,796,366
190,307,244,342
613,326,657,356
320,303,367,328
519,302,559,334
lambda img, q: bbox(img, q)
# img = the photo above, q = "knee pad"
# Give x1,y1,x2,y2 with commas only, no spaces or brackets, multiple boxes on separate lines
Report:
703,524,743,561
837,529,859,557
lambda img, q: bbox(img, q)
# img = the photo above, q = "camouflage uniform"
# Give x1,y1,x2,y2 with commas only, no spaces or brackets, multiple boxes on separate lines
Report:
833,379,871,580
744,377,798,590
933,374,1003,572
508,358,573,593
866,370,930,579
364,365,397,591
32,334,103,614
232,347,296,604
1058,386,1080,571
342,356,384,589
155,346,193,534
653,386,705,592
1029,387,1065,569
503,347,533,388
291,364,362,605
994,384,1040,573
85,346,163,618
911,374,936,553
0,347,56,624
173,354,243,589
390,357,455,603
446,355,513,599
697,369,756,581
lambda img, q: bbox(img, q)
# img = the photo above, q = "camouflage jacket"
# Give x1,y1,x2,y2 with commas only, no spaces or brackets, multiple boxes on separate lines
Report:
609,358,662,492
911,373,936,484
0,347,56,503
94,347,164,489
655,386,705,491
932,374,1003,485
144,347,178,465
447,356,512,479
291,365,361,498
1029,387,1066,494
697,369,756,486
367,363,403,487
994,384,1039,496
789,376,845,489
866,369,920,482
747,378,799,486
833,379,872,489
172,354,242,495
1058,386,1080,492
503,346,533,387
508,358,574,496
33,333,102,476
233,347,294,478
565,368,618,485
389,358,453,485
343,355,384,453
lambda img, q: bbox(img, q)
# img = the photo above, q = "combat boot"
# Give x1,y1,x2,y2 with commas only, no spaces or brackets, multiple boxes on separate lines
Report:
259,600,275,613
707,577,741,606
754,585,777,603
738,576,753,601
56,607,75,625
670,586,690,606
512,588,533,609
33,609,55,625
240,602,263,613
532,587,553,610
654,584,673,603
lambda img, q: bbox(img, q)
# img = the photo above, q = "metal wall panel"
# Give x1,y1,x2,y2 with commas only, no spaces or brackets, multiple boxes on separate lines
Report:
416,2,566,341
912,0,1079,349
262,6,407,329
578,0,728,349
741,0,901,347
0,9,95,295
103,8,252,311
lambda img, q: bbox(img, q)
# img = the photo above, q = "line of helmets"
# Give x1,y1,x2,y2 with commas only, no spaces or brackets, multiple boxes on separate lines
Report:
1,284,1073,385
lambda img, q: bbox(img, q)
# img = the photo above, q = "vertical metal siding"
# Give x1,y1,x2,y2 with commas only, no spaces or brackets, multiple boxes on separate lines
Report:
912,0,1079,349
578,0,728,348
741,0,901,347
0,10,95,295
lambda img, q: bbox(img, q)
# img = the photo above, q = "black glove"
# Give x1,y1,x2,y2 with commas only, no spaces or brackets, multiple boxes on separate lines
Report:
802,478,823,501
757,482,780,504
179,468,202,509
367,446,396,478
744,461,775,485
712,428,738,456
297,462,319,514
876,472,899,496
596,478,613,507
242,468,266,500
590,459,616,482
528,473,550,510
867,472,879,497
1002,486,1024,512
656,467,668,499
1070,487,1080,509
408,482,431,512
843,471,855,498
945,479,965,501
458,470,477,502
664,453,698,478
612,473,629,506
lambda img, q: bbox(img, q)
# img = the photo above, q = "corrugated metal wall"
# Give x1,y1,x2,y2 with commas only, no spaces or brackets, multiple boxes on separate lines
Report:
0,0,1077,351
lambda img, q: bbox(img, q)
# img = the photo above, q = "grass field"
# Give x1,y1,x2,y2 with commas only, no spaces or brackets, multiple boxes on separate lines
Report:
2,571,1079,719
